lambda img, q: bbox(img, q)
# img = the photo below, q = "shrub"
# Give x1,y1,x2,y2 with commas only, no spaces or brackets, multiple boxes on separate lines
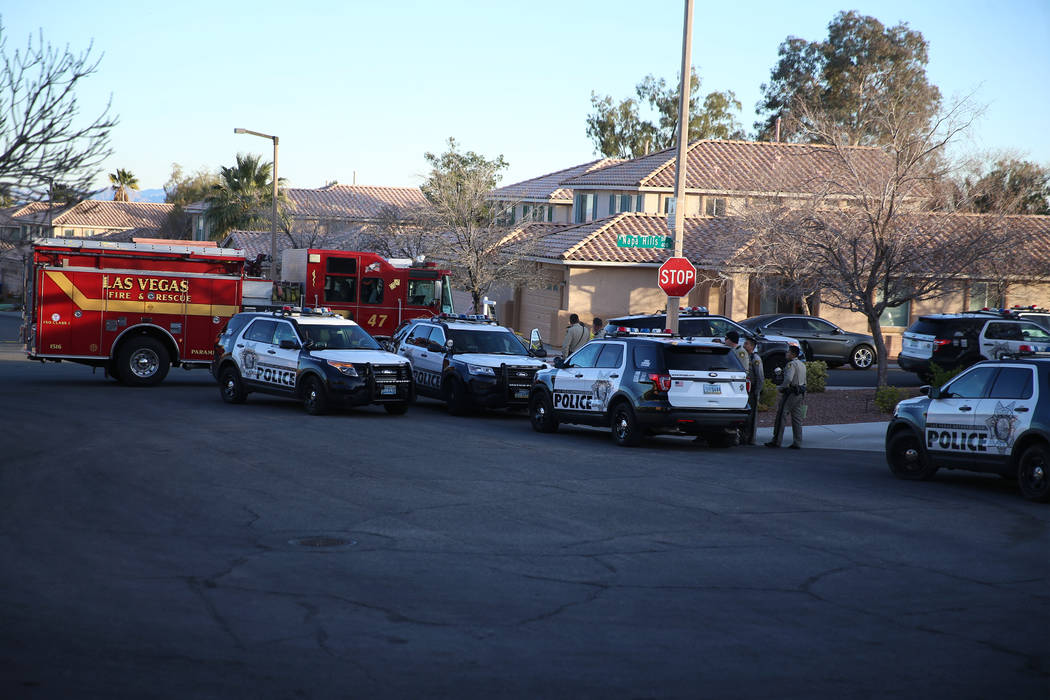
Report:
804,360,827,393
929,362,965,388
874,385,903,413
758,379,777,411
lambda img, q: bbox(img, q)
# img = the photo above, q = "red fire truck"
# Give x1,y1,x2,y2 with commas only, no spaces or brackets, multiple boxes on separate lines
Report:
279,248,455,338
24,238,245,386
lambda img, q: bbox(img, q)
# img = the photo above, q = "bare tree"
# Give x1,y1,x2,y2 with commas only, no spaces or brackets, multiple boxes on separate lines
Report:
419,138,534,313
763,93,1025,386
0,23,117,198
358,204,441,261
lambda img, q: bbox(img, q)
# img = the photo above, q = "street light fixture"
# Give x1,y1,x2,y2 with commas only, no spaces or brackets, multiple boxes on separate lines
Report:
233,127,279,279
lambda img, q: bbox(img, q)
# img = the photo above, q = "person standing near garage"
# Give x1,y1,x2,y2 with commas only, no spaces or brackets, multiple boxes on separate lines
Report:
562,314,589,358
742,336,764,445
766,345,806,449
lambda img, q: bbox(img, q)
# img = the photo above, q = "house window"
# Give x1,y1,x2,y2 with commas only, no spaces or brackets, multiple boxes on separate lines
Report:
546,206,553,222
877,293,910,327
574,193,595,223
663,196,676,214
705,198,726,216
608,194,616,215
968,282,1004,310
620,195,632,213
522,205,531,221
636,194,643,212
64,228,74,237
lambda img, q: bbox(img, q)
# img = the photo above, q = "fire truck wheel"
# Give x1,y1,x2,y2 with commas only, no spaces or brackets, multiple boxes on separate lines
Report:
219,366,247,404
443,378,471,416
302,376,329,415
384,402,408,415
117,337,170,386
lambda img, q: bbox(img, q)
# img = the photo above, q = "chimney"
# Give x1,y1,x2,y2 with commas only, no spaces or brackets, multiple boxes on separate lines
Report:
775,117,782,143
353,170,357,185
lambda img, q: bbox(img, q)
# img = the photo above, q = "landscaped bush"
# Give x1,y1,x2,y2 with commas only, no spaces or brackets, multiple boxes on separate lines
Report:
804,360,827,393
758,379,777,411
874,385,903,413
929,362,965,388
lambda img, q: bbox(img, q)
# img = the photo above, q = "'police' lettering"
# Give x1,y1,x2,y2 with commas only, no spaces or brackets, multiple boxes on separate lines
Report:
553,391,593,410
927,429,987,452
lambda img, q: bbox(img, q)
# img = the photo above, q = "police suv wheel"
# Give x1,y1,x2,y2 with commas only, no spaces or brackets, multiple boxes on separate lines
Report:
444,378,471,416
302,376,328,416
529,392,559,433
117,337,170,387
850,345,875,370
887,431,938,481
219,366,247,404
384,402,408,415
611,402,642,447
1017,443,1050,502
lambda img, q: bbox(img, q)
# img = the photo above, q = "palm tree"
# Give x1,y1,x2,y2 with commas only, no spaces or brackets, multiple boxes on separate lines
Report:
204,153,287,239
109,168,139,202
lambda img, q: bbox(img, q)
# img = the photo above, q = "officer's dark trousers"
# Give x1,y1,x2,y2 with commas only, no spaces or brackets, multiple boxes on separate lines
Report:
771,391,805,447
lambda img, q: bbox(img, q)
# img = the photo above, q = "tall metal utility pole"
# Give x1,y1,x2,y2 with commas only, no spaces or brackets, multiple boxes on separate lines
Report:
666,0,694,335
234,128,280,279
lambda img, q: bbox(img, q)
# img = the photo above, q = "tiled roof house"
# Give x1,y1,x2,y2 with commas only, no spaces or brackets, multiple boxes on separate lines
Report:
8,200,174,241
489,158,624,225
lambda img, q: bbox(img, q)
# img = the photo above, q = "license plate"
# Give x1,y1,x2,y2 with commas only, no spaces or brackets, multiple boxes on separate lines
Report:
514,389,529,399
703,383,721,394
380,385,396,395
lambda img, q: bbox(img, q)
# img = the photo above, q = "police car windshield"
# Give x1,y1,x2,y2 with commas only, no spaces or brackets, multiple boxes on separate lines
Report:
447,329,529,355
299,324,381,350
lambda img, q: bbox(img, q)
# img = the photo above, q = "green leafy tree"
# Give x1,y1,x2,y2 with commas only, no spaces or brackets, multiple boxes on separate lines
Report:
586,68,745,158
755,10,941,145
108,168,139,202
161,163,219,238
204,153,286,239
419,137,533,313
0,22,117,199
969,158,1050,215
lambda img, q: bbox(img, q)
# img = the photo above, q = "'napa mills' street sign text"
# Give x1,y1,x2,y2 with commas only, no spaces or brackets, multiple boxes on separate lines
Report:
616,234,673,249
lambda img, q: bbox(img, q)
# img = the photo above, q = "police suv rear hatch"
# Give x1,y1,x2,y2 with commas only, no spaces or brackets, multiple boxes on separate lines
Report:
662,345,748,409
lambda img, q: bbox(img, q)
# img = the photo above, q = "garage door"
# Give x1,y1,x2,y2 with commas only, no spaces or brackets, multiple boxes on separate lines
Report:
520,271,563,343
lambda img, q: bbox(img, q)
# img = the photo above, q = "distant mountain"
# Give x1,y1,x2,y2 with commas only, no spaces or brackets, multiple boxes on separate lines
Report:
92,187,167,203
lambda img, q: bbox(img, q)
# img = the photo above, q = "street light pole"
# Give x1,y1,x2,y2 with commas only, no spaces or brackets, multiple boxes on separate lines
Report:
234,127,279,279
667,0,693,335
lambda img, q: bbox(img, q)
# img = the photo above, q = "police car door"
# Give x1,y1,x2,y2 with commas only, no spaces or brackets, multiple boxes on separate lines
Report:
412,325,447,393
980,322,1023,359
266,320,302,391
1019,322,1050,352
552,343,602,414
925,365,997,466
238,319,277,386
972,365,1037,466
588,342,626,414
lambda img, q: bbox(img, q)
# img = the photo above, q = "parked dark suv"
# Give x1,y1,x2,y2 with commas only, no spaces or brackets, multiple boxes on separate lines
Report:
605,308,802,378
738,314,877,370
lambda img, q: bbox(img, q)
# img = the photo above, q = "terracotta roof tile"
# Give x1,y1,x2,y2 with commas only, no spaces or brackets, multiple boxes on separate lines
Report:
287,185,427,220
15,200,173,229
491,158,625,203
562,139,894,196
222,226,370,261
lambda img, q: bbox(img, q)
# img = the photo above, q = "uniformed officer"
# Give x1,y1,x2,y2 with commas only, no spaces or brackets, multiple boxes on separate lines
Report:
766,345,806,449
742,337,764,445
562,313,589,357
724,330,749,369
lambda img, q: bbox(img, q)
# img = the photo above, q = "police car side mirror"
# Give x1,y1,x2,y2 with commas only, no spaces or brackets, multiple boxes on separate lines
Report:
531,347,547,358
427,340,444,353
553,356,565,369
279,339,300,350
922,385,941,399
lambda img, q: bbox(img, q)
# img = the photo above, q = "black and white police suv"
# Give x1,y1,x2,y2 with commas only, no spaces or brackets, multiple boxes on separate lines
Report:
212,307,413,415
390,314,549,414
528,331,750,447
886,355,1050,502
898,309,1050,381
605,307,802,378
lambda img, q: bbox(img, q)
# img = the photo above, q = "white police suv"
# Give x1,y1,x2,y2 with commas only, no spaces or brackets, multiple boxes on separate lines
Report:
886,355,1050,501
390,314,549,414
529,330,750,447
212,307,413,415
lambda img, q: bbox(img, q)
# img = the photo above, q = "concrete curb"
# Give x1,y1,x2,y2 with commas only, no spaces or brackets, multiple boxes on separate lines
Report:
755,421,888,452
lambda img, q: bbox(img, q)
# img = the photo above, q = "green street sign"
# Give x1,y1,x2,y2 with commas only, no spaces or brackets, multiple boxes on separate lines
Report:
616,234,673,249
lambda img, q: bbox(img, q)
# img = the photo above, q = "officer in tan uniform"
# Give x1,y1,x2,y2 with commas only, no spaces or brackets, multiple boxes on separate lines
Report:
766,345,806,449
742,337,764,445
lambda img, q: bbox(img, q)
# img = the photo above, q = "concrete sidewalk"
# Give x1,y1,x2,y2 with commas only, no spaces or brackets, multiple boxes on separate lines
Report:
754,421,888,452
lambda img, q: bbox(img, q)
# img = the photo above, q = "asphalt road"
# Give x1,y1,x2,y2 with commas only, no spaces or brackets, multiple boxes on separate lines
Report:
0,314,1047,699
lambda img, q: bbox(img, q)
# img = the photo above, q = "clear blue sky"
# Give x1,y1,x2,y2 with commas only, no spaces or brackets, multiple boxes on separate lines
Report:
4,0,1048,193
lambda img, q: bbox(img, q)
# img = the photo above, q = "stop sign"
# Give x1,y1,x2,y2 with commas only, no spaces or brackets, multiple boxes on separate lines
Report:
658,257,697,297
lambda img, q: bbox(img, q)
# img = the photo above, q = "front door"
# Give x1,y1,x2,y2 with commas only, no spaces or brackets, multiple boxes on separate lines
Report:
971,365,1038,470
552,343,602,415
924,365,997,467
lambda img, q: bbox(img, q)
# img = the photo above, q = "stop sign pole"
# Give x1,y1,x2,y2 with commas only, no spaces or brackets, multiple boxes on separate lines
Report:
665,0,694,335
